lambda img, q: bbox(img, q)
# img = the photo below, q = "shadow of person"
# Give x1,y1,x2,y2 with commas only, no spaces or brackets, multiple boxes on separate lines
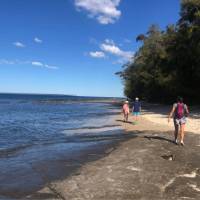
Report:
116,119,133,124
144,136,174,144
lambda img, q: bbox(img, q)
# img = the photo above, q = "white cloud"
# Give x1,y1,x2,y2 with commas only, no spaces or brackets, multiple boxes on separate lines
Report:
0,59,58,70
101,43,121,55
100,39,133,61
74,0,121,24
32,61,58,70
34,37,42,43
44,64,59,70
0,59,30,65
105,39,115,45
89,51,105,58
31,61,43,67
13,41,25,48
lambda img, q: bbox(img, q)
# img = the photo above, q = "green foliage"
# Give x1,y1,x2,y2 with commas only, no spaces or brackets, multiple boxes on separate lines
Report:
117,0,200,104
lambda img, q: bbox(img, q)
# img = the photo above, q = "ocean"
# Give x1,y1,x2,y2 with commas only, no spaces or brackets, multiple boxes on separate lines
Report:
0,94,126,199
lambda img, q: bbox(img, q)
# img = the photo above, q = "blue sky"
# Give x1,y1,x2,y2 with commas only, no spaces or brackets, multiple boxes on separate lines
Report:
0,0,180,97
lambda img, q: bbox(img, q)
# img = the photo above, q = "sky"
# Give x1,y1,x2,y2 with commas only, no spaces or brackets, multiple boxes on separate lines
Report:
0,0,180,97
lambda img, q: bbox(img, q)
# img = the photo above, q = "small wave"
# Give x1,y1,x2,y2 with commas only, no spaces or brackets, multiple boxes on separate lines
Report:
64,124,121,131
62,126,123,136
0,144,33,158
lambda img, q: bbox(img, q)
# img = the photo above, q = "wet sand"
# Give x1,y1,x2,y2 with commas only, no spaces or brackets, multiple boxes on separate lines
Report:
25,108,200,200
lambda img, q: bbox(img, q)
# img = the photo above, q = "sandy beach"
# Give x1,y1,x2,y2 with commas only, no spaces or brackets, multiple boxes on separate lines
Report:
24,104,200,200
141,104,200,134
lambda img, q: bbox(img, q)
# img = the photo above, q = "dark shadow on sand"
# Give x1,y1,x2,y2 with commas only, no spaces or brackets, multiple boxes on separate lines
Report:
144,135,175,144
116,119,133,124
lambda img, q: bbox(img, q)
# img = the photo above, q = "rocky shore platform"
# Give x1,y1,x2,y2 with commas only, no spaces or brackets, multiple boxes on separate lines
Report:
27,114,200,200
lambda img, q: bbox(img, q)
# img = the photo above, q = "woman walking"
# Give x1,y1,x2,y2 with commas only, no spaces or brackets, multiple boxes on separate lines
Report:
122,100,130,122
168,97,189,145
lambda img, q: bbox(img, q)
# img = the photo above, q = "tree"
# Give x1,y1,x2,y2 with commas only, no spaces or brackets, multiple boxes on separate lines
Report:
117,0,200,104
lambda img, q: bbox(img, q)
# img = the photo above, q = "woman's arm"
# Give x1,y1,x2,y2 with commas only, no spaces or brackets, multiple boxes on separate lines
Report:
168,105,175,123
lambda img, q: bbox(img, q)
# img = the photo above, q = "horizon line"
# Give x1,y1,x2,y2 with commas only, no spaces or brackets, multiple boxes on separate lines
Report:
0,92,124,98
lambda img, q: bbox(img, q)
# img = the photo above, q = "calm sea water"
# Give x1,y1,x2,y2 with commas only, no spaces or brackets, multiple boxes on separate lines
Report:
0,94,125,199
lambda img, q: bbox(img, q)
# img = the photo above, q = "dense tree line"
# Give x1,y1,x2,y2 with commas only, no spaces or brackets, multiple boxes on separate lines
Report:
117,0,200,104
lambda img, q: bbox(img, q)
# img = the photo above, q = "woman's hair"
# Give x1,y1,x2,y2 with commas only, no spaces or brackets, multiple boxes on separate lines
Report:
177,96,183,103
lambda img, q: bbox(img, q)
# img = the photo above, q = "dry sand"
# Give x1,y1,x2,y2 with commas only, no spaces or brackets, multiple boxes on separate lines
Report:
141,105,200,134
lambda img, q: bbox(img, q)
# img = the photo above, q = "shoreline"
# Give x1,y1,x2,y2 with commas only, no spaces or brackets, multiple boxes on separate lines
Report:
0,107,131,200
26,108,200,200
1,103,199,199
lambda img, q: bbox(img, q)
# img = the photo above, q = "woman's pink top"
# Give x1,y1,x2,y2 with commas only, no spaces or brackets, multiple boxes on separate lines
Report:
123,104,129,114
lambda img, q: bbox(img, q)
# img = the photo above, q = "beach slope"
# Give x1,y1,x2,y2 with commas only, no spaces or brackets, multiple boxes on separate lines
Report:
27,113,200,200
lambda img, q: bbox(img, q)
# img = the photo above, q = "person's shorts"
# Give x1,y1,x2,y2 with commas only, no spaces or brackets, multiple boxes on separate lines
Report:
174,117,186,125
133,112,140,116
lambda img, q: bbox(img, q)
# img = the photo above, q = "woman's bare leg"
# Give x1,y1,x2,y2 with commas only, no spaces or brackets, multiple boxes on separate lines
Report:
126,114,129,122
174,123,179,142
180,124,185,144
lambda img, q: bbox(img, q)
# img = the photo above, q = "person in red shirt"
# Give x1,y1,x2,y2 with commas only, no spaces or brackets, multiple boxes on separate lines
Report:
122,100,130,122
168,97,189,145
